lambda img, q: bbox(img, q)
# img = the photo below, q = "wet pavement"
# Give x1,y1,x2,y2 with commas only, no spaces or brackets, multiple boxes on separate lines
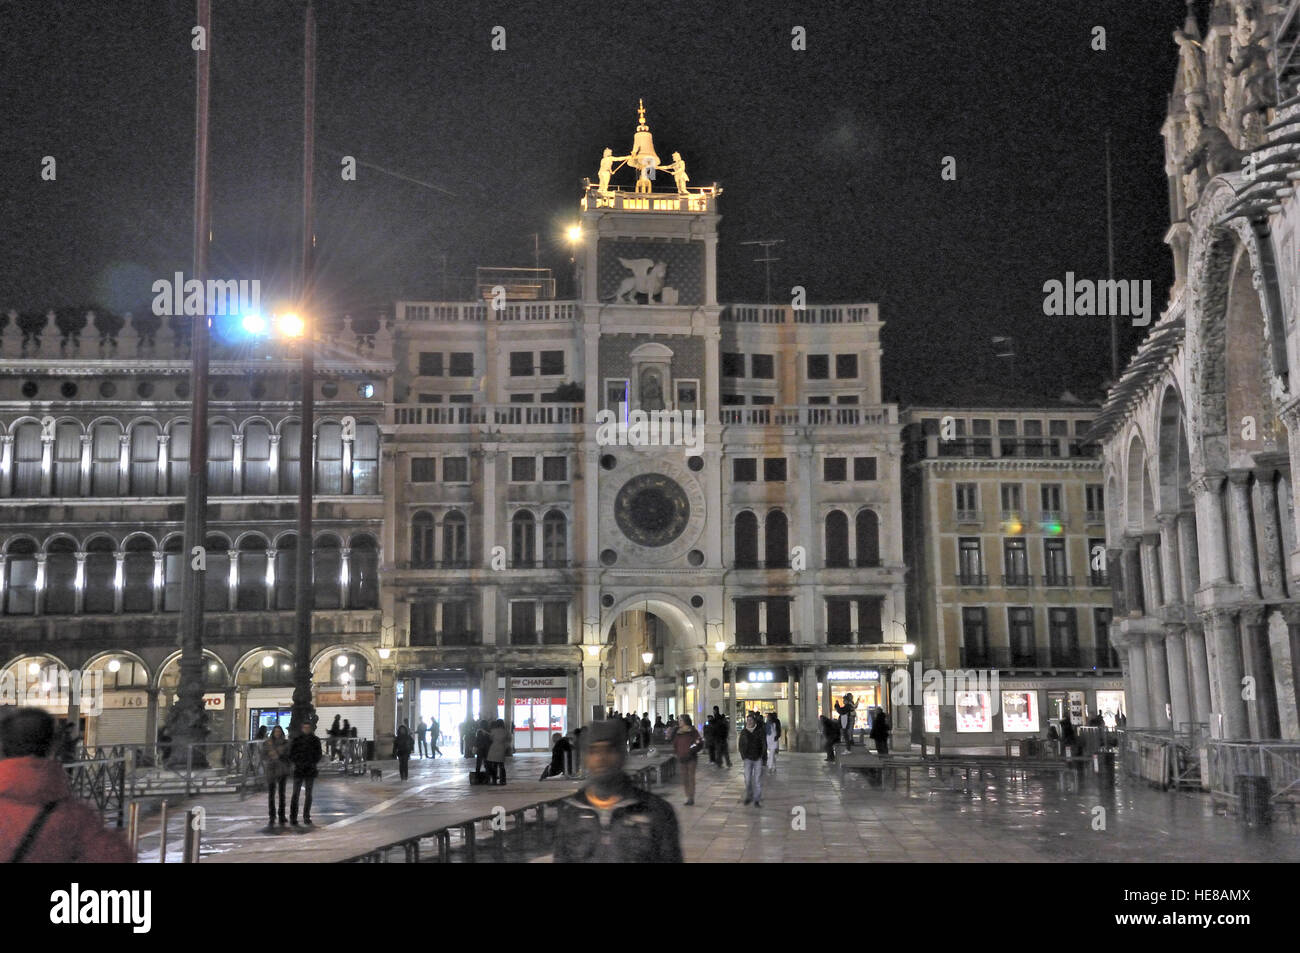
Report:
132,749,1300,863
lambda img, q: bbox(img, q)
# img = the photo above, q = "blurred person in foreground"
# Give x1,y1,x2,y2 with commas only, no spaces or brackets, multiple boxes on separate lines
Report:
0,708,133,862
553,719,682,863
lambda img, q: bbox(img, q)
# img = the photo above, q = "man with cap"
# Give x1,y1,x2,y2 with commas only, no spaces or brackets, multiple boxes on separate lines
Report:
553,718,682,863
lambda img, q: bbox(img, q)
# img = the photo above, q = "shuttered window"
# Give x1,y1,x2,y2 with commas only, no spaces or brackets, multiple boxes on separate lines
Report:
242,422,273,495
91,422,121,496
352,421,379,495
207,422,235,495
129,423,160,495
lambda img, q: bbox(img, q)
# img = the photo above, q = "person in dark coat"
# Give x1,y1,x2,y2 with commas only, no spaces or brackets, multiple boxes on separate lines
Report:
327,714,342,762
395,724,415,780
473,720,491,775
869,706,890,756
821,715,839,762
738,714,765,807
553,719,682,863
263,725,290,826
289,721,323,826
540,731,574,779
1060,714,1078,757
835,693,858,749
486,719,510,785
651,715,666,745
672,714,703,804
640,713,652,751
715,710,732,768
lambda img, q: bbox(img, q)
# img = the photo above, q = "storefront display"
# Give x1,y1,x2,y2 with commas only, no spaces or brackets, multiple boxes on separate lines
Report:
1096,690,1125,728
498,676,566,751
1001,690,1039,733
923,691,941,734
825,670,881,737
954,690,992,732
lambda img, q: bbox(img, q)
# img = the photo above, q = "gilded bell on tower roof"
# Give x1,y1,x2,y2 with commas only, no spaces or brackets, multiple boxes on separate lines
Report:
629,98,660,194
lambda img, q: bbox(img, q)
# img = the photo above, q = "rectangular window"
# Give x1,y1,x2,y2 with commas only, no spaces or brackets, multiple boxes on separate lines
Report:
997,419,1017,436
1022,419,1043,436
721,393,745,406
971,418,991,436
853,457,877,481
605,379,629,410
763,458,787,482
510,456,536,482
1086,484,1104,514
1040,483,1063,514
443,601,471,643
808,395,831,405
417,393,443,404
823,457,847,482
751,395,775,405
962,607,989,663
721,353,745,378
418,352,444,376
409,603,437,646
836,395,859,405
735,599,761,646
958,538,984,583
442,456,469,482
1093,608,1115,666
539,350,565,375
1044,538,1068,585
955,483,978,513
542,456,567,482
766,598,792,644
675,381,698,410
509,393,534,403
826,599,852,645
509,351,534,376
1075,419,1093,436
410,458,437,483
751,354,774,379
449,394,474,404
1000,483,1022,514
448,352,474,376
1008,608,1036,665
1088,538,1108,586
1003,538,1029,585
732,458,757,482
806,354,829,379
835,354,858,378
1049,419,1069,437
510,601,537,645
542,601,569,644
1049,608,1079,666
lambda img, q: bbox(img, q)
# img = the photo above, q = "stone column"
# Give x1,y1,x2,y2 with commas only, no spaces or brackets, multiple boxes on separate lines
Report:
1240,607,1281,740
1192,474,1230,585
479,667,497,722
1156,514,1182,607
1107,548,1127,614
1185,623,1213,727
118,433,131,496
152,550,164,612
230,433,244,496
0,435,12,497
1226,470,1261,598
78,433,91,497
1205,609,1248,739
113,553,125,614
1123,633,1150,729
797,663,819,752
375,666,397,756
1121,537,1144,614
1176,511,1200,603
1145,629,1171,728
268,433,280,495
1164,625,1192,732
1140,533,1163,611
702,661,725,718
156,433,170,495
1278,606,1300,740
1255,472,1288,600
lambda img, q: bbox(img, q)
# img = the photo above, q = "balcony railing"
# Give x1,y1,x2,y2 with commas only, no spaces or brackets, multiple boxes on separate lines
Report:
720,405,896,427
509,631,571,646
400,559,471,570
397,300,578,324
1002,573,1033,587
732,631,796,647
954,573,989,587
1085,510,1106,524
508,559,573,570
720,304,876,325
959,646,1120,669
1041,574,1074,588
391,404,584,427
823,558,886,569
954,509,982,524
1089,571,1110,588
409,630,480,647
1039,510,1064,524
824,630,886,646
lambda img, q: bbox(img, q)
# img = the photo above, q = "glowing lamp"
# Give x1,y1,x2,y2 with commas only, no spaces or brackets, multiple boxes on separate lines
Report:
240,313,268,336
276,312,306,338
107,658,121,673
566,224,583,243
262,655,275,668
715,641,726,654
903,643,916,658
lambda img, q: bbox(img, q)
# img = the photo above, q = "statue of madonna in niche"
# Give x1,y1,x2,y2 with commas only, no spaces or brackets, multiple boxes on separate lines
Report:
640,368,665,411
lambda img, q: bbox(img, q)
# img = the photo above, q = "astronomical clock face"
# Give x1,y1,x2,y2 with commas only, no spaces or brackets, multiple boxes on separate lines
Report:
614,472,690,547
600,459,706,565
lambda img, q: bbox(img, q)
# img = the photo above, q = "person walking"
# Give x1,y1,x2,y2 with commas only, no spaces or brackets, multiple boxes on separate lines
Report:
652,715,666,745
835,693,858,749
640,712,652,751
487,719,510,786
263,725,290,827
703,711,718,766
416,719,429,759
395,724,415,780
738,714,765,807
429,717,442,758
289,720,323,826
765,712,782,773
0,709,133,862
716,710,732,768
821,715,839,762
869,706,890,756
474,720,491,776
553,720,682,863
672,714,703,805
327,714,342,762
1060,714,1078,758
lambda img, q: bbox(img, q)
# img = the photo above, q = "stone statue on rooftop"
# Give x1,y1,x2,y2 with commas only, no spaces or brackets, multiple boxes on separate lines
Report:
660,151,690,194
597,147,631,193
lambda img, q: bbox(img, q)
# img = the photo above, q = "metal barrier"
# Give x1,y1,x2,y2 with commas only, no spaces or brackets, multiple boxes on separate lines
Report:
1206,741,1300,816
63,753,128,826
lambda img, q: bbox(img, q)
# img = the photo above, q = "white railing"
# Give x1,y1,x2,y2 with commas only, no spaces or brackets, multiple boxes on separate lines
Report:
392,403,585,426
719,405,895,427
721,304,876,325
397,301,578,324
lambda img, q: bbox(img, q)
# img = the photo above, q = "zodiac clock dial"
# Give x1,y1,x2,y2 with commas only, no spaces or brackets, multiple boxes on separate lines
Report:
613,472,691,547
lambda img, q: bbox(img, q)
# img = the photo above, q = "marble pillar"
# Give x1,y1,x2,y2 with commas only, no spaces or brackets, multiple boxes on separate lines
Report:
1255,472,1288,601
1226,470,1261,598
1145,629,1171,728
1122,537,1145,615
1125,634,1150,729
1141,533,1164,611
1176,511,1201,603
1241,607,1280,740
1206,610,1248,739
1185,624,1213,728
1192,474,1230,585
1157,514,1183,607
1165,624,1192,732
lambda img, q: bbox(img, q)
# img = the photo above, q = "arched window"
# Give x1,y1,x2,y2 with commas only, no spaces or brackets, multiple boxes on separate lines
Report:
4,540,38,614
242,421,273,496
203,535,230,612
44,538,78,615
411,512,435,568
856,509,880,568
129,422,161,495
734,511,758,568
825,510,849,567
83,537,117,614
313,535,342,609
443,512,467,567
53,422,81,497
90,422,122,496
168,421,191,493
512,511,536,567
208,421,235,495
236,536,268,611
349,534,378,608
13,423,43,497
543,510,567,567
352,421,379,495
764,510,788,568
123,536,155,613
162,537,184,611
274,535,297,610
315,422,343,494
279,420,301,494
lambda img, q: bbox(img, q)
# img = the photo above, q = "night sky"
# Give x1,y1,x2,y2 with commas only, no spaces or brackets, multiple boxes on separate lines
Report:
0,0,1190,404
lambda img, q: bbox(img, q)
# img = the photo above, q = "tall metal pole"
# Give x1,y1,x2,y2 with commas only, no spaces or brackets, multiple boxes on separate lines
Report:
290,0,317,738
1105,130,1118,383
168,0,213,768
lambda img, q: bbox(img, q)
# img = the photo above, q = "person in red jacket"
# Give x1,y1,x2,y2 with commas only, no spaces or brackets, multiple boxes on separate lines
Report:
0,708,134,863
